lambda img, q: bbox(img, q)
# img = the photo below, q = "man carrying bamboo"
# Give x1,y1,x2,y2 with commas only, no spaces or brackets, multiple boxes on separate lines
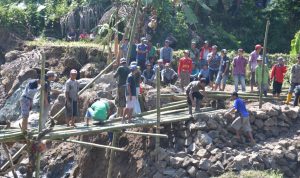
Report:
65,69,79,127
225,92,255,145
186,78,206,116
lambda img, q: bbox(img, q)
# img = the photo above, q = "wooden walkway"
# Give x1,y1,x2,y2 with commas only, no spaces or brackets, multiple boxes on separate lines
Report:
0,107,223,143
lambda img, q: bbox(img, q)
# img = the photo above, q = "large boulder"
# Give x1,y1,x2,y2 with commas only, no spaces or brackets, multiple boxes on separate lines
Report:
80,63,101,78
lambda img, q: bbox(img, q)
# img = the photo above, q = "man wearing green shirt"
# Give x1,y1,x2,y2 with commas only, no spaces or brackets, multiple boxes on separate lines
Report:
255,57,269,96
85,99,116,126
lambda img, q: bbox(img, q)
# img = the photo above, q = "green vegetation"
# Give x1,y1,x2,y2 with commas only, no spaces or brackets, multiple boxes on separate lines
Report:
215,170,283,178
290,31,300,55
0,0,300,53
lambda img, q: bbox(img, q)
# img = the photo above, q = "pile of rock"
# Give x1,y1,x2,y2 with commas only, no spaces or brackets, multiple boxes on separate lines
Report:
150,103,300,178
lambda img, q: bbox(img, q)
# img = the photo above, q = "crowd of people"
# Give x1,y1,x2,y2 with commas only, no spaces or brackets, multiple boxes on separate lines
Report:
18,36,300,146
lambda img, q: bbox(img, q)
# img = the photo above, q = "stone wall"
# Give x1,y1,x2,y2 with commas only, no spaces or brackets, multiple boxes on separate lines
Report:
150,103,300,178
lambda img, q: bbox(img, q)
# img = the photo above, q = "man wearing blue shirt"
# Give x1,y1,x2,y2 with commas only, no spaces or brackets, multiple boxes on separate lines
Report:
136,37,148,71
225,92,255,145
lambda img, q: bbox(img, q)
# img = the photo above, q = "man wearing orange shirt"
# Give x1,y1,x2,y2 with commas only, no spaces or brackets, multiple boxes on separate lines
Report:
178,50,193,90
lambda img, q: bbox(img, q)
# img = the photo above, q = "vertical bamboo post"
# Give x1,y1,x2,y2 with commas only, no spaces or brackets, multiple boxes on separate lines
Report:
107,132,118,178
114,0,120,65
259,19,270,108
155,66,161,156
126,0,141,63
35,51,46,178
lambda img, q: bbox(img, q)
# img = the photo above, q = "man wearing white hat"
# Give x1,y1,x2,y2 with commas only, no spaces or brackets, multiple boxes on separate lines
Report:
65,69,79,127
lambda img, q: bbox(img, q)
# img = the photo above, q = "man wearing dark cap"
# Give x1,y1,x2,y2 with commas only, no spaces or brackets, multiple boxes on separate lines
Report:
186,78,206,116
114,58,130,117
225,92,255,145
160,40,173,64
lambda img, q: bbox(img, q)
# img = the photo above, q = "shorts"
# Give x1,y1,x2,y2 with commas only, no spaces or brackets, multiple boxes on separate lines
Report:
250,72,256,85
289,82,300,93
231,116,252,132
20,97,32,118
186,90,203,106
126,96,137,109
115,86,126,107
209,69,218,82
215,72,229,85
272,81,282,94
65,101,78,117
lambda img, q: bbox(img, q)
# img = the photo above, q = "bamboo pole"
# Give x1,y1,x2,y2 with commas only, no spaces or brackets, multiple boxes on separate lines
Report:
55,139,124,152
259,19,270,109
156,66,161,153
2,144,18,178
124,131,168,138
107,132,119,178
51,59,116,120
35,50,46,178
126,0,141,62
0,144,27,172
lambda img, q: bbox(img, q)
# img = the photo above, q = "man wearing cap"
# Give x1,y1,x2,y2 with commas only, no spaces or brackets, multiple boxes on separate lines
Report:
123,65,138,123
232,49,247,92
160,40,173,64
199,40,212,69
225,92,255,145
42,71,57,129
142,62,155,86
286,54,300,104
215,49,230,91
65,69,79,127
207,45,221,89
190,41,200,67
249,44,262,92
255,56,269,97
186,78,206,116
270,57,287,97
178,50,193,90
136,37,148,71
161,63,178,86
114,58,130,116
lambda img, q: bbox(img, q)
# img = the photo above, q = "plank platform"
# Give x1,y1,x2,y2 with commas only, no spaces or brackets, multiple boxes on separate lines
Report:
0,108,224,143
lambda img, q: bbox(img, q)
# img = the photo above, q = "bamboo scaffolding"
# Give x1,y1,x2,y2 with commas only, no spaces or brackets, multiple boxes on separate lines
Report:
2,144,18,178
156,66,161,152
0,154,26,176
54,139,124,152
124,131,168,138
0,108,221,143
0,145,27,172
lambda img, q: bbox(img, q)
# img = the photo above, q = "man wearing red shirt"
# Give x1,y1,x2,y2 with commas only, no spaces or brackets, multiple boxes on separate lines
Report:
178,50,193,90
270,57,287,97
199,41,212,69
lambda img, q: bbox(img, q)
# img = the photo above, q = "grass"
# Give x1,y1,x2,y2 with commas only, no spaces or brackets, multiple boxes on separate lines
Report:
215,170,283,178
25,39,107,50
